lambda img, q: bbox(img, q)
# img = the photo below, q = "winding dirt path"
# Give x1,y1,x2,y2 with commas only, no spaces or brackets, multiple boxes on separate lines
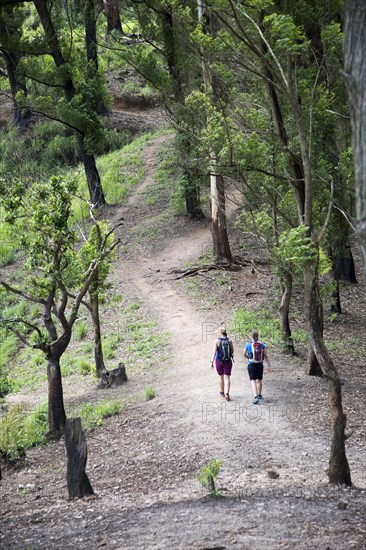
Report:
1,134,365,550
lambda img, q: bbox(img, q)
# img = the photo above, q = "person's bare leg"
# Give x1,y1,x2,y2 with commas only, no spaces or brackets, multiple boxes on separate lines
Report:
256,379,262,396
251,380,257,396
224,375,231,398
219,375,224,394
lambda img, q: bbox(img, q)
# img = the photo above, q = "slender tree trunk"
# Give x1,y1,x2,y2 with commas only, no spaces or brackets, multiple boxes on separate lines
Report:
103,0,122,33
344,0,366,280
77,135,106,207
304,261,351,485
90,292,106,377
47,356,66,436
279,271,295,353
263,63,305,222
201,3,232,260
35,0,106,207
0,8,30,130
211,172,232,263
85,0,108,115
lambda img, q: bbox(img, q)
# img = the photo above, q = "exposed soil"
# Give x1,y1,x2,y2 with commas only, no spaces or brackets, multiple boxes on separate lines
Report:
1,133,365,550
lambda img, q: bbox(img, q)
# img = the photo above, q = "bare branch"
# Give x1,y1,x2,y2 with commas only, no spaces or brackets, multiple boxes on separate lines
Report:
317,178,335,243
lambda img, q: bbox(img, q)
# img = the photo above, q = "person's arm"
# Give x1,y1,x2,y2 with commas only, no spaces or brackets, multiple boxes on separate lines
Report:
244,344,248,359
211,340,218,367
230,339,234,359
263,348,273,371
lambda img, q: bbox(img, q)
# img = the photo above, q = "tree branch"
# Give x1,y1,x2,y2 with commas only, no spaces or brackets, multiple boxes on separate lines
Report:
0,281,46,305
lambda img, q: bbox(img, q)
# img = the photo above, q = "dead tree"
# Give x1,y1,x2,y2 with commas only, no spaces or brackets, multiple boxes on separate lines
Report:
65,418,94,499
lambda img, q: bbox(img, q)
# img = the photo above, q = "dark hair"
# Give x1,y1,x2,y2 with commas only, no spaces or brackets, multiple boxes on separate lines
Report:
252,331,259,339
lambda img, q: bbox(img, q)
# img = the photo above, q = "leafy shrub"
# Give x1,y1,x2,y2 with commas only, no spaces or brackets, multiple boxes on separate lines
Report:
197,459,222,497
144,387,156,400
0,402,48,461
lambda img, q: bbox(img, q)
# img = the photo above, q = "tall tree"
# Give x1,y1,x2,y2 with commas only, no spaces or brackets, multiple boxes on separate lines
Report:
344,0,366,280
103,0,122,34
0,5,31,130
205,0,351,484
33,0,106,207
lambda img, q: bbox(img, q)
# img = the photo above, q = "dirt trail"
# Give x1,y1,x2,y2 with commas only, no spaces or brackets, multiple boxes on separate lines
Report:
1,134,365,550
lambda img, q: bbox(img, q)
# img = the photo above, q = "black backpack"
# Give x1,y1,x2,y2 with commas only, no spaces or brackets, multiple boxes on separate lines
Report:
218,337,232,361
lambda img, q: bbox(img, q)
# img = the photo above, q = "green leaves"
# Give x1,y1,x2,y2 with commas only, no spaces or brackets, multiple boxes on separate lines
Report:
275,225,331,276
263,13,310,55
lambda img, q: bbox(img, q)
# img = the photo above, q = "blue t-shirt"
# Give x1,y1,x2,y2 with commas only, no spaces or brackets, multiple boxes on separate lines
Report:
245,340,266,364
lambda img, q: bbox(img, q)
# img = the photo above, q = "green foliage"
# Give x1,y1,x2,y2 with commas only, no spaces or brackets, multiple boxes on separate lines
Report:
275,225,332,276
0,333,16,396
144,387,156,401
0,402,48,461
263,13,310,55
102,332,122,360
232,308,283,346
74,319,87,341
75,400,121,430
197,459,222,497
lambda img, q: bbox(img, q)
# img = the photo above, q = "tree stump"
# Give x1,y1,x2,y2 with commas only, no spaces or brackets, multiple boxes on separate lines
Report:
98,362,128,389
65,418,94,499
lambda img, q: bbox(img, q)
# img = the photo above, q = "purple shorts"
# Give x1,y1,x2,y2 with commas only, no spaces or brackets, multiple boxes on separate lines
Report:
215,359,232,376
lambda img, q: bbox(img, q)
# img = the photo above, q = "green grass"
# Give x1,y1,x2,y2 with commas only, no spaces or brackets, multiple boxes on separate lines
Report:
0,402,48,461
102,332,122,360
232,307,308,348
10,348,46,392
74,319,87,341
72,131,164,222
231,307,283,345
144,387,156,400
73,400,122,430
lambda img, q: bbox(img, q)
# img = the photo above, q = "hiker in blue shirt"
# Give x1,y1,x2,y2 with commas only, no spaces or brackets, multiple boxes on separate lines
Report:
211,327,234,401
244,331,272,404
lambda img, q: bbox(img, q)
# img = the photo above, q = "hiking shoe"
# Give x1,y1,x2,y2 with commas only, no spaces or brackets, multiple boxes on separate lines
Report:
253,396,260,405
225,393,231,401
258,394,263,400
219,391,225,398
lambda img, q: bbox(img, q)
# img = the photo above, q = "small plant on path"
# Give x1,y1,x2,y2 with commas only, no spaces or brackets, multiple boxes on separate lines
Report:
197,459,223,497
144,387,156,400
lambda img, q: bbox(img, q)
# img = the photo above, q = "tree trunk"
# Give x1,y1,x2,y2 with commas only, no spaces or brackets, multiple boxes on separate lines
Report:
85,0,108,115
211,172,232,263
103,0,122,33
0,8,30,130
77,135,106,207
47,356,66,436
90,291,106,378
279,271,295,354
304,261,351,485
185,175,204,219
344,0,366,280
98,362,128,388
65,418,94,499
263,61,305,223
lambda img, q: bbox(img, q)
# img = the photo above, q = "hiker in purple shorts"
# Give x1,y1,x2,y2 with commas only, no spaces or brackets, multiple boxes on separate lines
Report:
211,327,234,401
